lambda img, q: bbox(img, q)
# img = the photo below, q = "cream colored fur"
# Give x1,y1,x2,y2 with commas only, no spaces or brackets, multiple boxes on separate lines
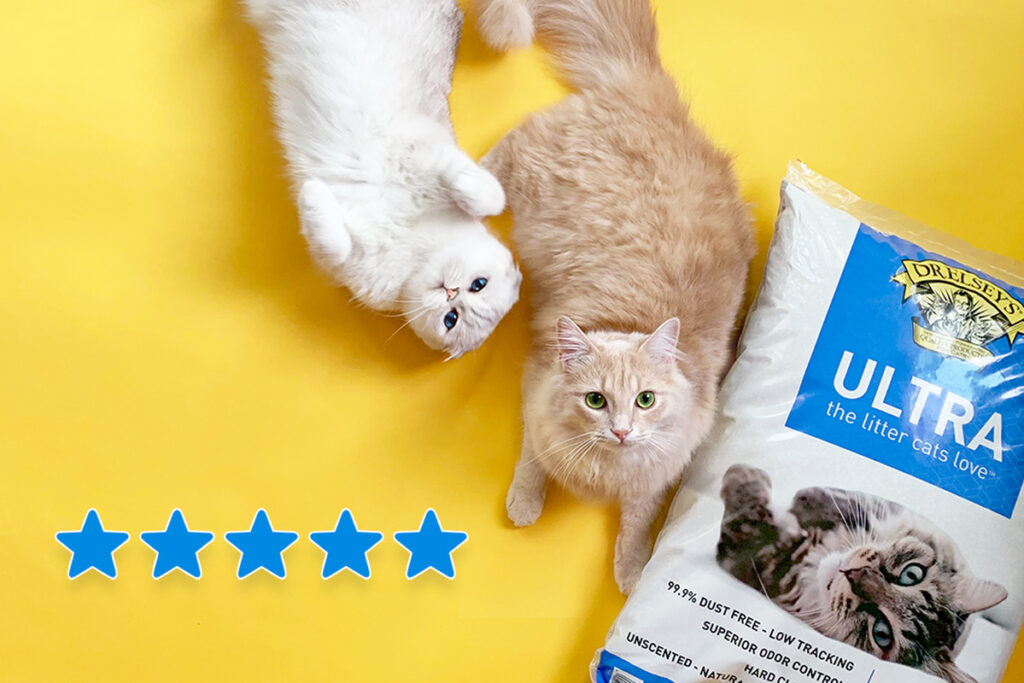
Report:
477,0,756,593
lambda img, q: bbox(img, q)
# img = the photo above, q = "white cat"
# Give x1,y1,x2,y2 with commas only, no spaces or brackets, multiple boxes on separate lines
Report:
244,0,521,358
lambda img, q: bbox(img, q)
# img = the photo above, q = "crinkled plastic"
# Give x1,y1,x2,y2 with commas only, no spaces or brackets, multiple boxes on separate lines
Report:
592,162,1024,683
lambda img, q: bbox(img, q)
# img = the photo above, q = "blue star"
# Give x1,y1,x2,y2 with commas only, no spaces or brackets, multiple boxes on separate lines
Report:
310,509,383,579
139,509,214,579
55,509,130,579
224,509,299,579
393,509,467,580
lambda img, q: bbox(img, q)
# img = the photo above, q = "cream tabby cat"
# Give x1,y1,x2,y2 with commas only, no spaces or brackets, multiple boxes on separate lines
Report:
245,0,521,358
718,465,1007,683
476,0,755,592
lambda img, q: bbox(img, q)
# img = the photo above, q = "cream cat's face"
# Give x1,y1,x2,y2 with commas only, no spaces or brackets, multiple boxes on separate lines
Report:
404,228,521,359
544,317,693,466
803,519,1006,680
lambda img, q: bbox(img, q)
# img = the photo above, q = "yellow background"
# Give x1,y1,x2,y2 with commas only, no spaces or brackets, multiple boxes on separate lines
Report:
2,1,1022,680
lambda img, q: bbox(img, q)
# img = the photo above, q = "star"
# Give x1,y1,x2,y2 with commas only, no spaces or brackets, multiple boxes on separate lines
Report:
393,509,467,580
139,509,215,579
55,509,130,579
224,509,299,579
309,509,383,579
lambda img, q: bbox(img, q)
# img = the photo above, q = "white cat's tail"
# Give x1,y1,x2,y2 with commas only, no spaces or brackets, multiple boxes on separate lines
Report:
475,0,663,90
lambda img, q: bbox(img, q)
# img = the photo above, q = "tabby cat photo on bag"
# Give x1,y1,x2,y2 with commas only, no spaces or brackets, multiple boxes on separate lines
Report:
716,465,1007,683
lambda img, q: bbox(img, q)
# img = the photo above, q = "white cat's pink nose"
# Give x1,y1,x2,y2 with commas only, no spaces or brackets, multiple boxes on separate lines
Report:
446,288,459,301
612,428,632,443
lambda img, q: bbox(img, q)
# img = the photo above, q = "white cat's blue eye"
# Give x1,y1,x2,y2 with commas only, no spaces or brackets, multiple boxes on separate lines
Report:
444,310,459,330
871,616,893,650
470,277,488,292
897,563,926,586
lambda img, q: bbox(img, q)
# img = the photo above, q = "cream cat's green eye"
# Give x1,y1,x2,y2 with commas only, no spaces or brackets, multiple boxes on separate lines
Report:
897,563,926,586
585,392,606,409
636,391,655,409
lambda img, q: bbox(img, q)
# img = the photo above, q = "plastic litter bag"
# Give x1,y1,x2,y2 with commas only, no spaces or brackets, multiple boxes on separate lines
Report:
592,162,1024,683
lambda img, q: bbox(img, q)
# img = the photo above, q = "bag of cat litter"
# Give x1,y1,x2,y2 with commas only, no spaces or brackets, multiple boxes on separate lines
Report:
591,161,1024,683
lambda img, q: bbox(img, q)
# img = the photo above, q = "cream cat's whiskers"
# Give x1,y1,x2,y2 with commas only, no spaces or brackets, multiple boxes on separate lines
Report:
529,432,599,465
551,437,599,483
643,433,675,459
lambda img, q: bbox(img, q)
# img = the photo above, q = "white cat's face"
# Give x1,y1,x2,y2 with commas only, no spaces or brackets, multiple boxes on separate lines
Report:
404,228,521,358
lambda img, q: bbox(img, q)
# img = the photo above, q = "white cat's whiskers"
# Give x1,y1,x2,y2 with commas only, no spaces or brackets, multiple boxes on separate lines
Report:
379,306,422,319
386,305,433,344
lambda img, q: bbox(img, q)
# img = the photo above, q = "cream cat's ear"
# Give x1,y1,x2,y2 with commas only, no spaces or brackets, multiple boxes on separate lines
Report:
640,318,680,367
954,576,1008,615
556,316,592,366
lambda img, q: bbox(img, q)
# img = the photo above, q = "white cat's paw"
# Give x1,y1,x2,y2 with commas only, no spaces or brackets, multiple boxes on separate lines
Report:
451,169,506,218
299,179,351,265
506,484,544,527
298,179,335,217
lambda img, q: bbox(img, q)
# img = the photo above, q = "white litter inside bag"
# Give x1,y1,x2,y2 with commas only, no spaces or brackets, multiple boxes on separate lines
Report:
592,162,1024,683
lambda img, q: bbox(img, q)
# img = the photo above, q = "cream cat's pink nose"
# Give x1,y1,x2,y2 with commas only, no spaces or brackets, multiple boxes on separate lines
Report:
446,287,459,301
612,428,632,443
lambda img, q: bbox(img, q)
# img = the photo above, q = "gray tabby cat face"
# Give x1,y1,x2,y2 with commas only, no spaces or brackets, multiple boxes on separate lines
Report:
805,521,1006,679
717,468,1007,683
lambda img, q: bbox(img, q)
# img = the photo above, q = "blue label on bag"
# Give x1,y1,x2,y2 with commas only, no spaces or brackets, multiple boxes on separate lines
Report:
595,650,674,683
787,224,1024,517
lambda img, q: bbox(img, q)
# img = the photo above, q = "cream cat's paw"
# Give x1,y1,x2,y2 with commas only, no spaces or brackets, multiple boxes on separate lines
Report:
506,483,544,527
613,543,647,595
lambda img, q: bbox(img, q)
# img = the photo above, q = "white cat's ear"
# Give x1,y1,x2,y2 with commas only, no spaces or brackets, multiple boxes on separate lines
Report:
954,577,1007,614
556,316,592,367
640,317,680,367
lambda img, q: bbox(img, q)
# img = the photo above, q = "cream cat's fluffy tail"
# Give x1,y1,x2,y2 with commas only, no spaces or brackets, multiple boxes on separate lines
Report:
476,0,662,90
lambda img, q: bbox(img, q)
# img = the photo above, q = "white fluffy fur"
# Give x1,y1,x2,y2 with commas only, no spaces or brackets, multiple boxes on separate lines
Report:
245,0,521,357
